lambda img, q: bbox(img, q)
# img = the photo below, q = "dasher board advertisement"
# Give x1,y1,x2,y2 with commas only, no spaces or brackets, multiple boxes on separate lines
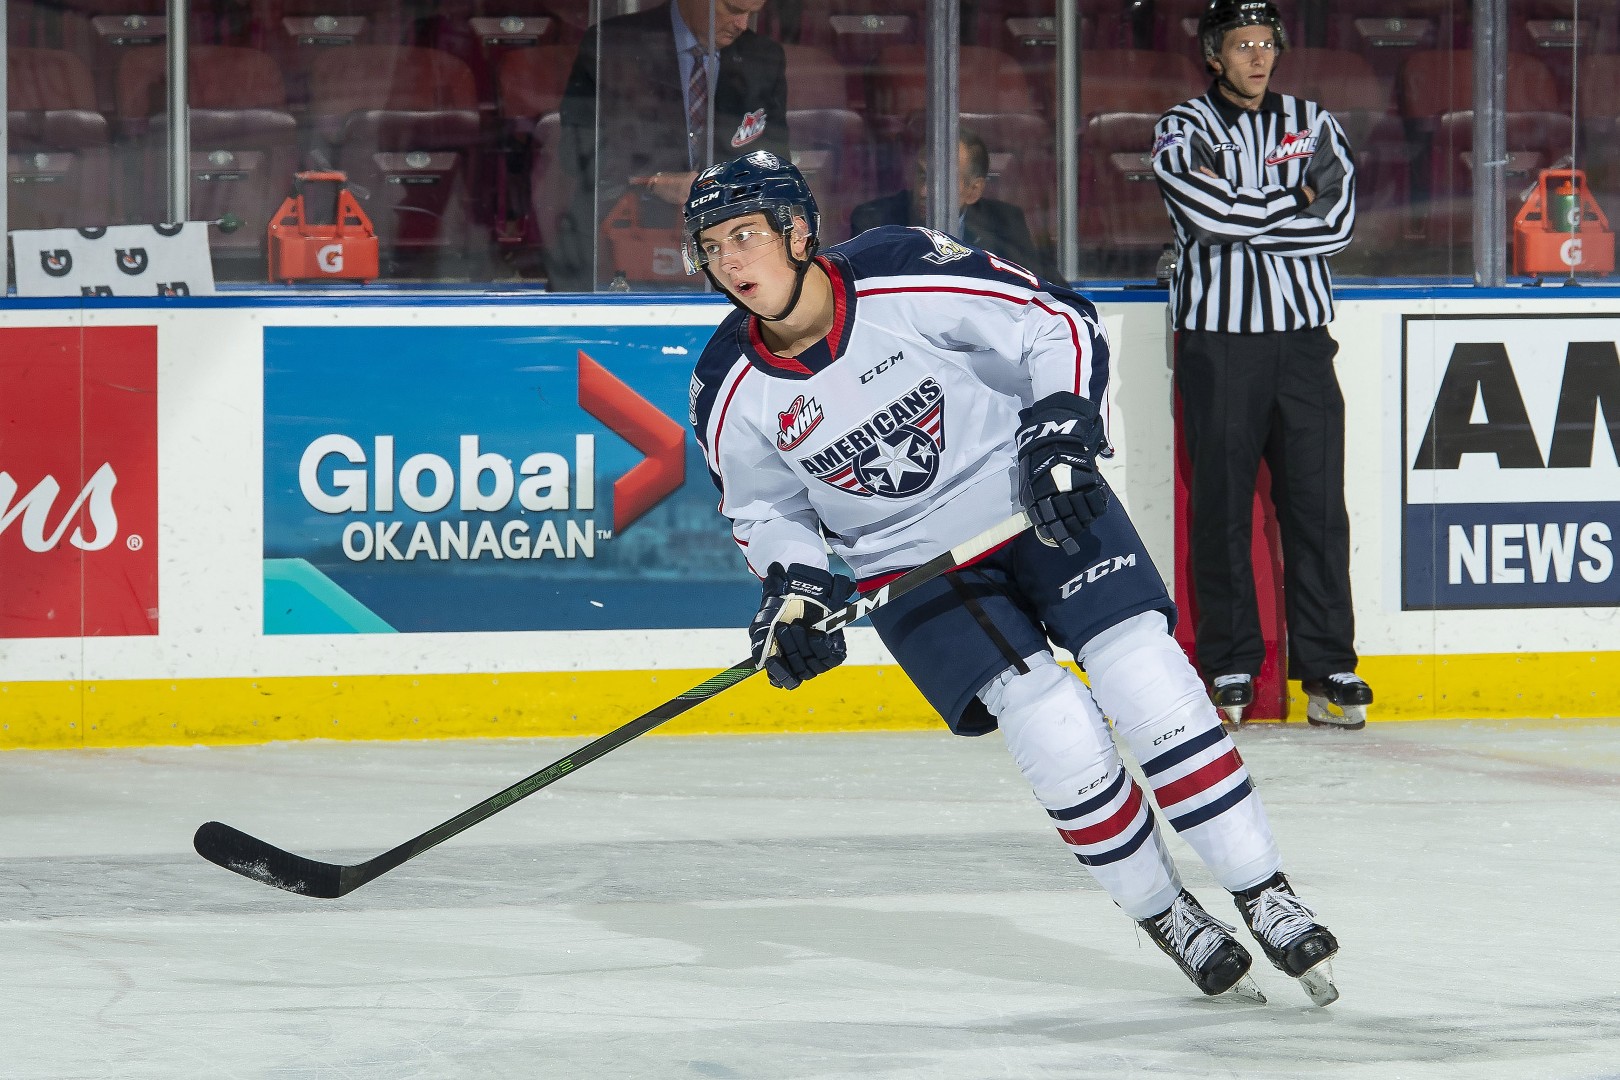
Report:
0,327,160,638
1402,313,1620,610
263,324,758,633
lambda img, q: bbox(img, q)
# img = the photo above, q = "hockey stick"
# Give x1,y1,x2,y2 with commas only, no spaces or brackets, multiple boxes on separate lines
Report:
194,512,1032,898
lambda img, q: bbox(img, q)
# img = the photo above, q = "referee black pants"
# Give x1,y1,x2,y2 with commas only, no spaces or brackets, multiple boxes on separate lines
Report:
1174,327,1357,681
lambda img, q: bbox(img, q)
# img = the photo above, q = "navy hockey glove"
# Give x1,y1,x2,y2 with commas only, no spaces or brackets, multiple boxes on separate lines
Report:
749,563,856,690
1015,391,1110,556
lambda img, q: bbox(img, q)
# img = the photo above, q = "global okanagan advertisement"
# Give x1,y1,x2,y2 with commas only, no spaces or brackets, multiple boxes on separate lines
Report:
263,324,757,633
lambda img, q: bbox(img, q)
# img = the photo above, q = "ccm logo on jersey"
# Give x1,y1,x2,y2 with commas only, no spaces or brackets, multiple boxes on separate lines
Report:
777,395,824,450
1265,130,1319,165
861,351,902,384
1059,553,1137,598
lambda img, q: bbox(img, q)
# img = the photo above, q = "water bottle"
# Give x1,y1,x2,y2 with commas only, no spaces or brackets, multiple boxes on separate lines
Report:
607,270,630,292
1549,178,1581,234
1154,243,1177,285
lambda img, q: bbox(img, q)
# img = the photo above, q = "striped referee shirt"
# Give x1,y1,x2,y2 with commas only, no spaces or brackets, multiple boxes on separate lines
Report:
1153,85,1355,333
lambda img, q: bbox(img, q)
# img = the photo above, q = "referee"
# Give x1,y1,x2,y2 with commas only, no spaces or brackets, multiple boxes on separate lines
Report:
1151,0,1372,729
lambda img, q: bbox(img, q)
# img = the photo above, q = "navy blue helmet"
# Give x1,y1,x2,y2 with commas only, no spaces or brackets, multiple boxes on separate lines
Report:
1197,0,1287,61
681,151,820,274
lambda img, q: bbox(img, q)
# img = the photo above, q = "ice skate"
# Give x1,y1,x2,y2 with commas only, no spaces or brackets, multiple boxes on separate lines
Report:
1303,672,1372,730
1233,872,1340,1006
1139,890,1266,1002
1211,674,1254,725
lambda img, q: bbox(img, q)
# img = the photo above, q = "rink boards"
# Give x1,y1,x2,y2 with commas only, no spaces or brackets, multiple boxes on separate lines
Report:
2,289,1618,749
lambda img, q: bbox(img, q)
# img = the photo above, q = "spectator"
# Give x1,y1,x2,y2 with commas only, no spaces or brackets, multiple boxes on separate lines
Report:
1150,0,1370,729
551,0,789,290
850,129,1060,283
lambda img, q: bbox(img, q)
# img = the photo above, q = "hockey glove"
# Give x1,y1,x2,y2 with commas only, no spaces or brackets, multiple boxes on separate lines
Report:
749,562,856,690
1015,391,1110,556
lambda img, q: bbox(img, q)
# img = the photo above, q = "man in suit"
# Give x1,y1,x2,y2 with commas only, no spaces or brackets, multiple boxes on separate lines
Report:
849,129,1060,283
552,0,789,290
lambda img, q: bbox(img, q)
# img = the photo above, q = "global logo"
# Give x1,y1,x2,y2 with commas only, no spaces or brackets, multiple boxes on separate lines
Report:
799,378,946,498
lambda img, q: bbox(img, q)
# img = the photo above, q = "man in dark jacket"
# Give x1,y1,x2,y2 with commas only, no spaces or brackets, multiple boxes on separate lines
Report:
552,0,789,290
849,129,1059,283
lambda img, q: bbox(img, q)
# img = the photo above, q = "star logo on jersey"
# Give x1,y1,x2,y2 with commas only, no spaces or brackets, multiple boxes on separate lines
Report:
798,378,946,498
1265,130,1319,166
776,394,824,450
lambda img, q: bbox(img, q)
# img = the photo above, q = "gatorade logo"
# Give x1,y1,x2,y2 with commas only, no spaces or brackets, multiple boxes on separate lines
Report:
41,250,73,276
317,244,344,273
116,248,150,275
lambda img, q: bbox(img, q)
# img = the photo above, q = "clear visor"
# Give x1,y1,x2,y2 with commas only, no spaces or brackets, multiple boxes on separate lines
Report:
682,204,809,274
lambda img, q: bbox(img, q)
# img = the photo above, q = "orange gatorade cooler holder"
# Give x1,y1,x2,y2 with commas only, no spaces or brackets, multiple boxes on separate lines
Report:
268,170,380,283
1513,168,1614,276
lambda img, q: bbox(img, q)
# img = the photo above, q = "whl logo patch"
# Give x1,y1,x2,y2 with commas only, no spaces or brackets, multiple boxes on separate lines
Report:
798,378,946,498
776,395,823,450
1265,130,1318,166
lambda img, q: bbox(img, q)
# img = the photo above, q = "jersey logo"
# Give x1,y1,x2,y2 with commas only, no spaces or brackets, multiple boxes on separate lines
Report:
798,378,946,499
776,394,824,450
913,228,972,265
732,110,769,148
1151,129,1185,158
1265,130,1318,166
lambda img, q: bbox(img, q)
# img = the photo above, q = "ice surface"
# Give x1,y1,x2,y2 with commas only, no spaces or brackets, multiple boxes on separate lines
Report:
3,721,1618,1079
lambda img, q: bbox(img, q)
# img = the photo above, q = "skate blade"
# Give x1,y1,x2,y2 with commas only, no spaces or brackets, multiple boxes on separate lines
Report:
1305,698,1366,730
1222,973,1268,1004
1296,958,1339,1007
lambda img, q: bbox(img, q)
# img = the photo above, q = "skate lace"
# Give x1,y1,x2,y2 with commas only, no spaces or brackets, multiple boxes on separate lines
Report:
1212,674,1251,689
1325,673,1365,690
1248,887,1320,950
1158,897,1239,970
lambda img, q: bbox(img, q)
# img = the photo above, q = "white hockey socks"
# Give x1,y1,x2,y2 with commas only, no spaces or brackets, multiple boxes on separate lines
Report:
981,653,1181,919
1080,612,1282,894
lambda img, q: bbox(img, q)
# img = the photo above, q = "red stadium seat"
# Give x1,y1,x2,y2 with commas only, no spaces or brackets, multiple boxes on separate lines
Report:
1076,50,1205,252
1400,49,1573,249
1573,53,1620,224
308,45,483,260
1274,47,1408,252
496,44,574,259
6,47,112,230
784,44,877,246
115,45,298,257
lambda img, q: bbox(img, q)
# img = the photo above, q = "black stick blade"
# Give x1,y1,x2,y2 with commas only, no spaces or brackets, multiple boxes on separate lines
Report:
193,821,346,899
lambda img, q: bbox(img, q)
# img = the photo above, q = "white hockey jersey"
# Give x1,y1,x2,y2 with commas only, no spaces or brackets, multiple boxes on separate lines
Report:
690,225,1111,582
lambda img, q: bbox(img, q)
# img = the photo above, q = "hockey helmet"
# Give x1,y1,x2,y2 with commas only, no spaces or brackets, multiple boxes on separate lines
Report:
681,150,820,274
1197,0,1287,62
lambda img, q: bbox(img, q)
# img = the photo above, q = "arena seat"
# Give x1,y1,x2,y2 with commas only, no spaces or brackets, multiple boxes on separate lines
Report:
308,45,482,259
496,43,574,258
5,46,112,230
115,45,298,255
1400,49,1573,249
1275,47,1409,252
783,43,876,246
1076,49,1205,251
1574,53,1620,224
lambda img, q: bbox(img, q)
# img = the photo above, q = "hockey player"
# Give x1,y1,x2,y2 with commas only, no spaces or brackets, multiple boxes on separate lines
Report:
683,151,1340,1005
